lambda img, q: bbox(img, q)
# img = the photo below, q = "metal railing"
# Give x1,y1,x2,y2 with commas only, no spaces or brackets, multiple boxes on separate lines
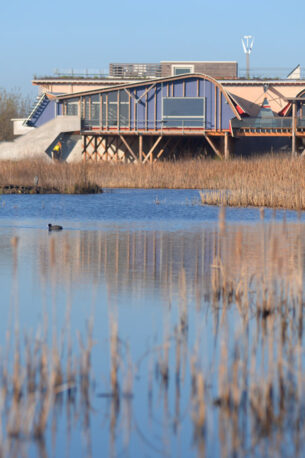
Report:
23,94,48,126
81,119,206,133
231,117,293,130
109,63,162,78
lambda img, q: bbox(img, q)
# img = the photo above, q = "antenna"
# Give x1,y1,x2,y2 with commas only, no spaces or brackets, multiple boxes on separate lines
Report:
241,35,254,79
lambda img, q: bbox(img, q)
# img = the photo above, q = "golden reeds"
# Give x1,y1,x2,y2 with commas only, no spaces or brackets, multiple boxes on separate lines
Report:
0,155,304,207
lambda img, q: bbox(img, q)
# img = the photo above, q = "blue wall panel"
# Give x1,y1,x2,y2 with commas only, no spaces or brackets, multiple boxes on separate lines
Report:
221,93,233,129
185,79,197,97
156,85,162,129
173,80,183,97
58,102,63,116
147,87,155,129
205,80,214,129
136,88,145,129
34,100,55,127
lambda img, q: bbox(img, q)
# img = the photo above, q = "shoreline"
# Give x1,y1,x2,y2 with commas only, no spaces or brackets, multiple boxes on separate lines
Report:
0,184,103,195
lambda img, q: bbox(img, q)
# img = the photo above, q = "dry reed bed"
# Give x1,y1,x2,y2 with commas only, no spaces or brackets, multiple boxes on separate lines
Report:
1,156,305,208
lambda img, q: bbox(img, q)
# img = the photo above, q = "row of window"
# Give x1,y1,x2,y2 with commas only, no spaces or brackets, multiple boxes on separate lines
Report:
63,94,206,128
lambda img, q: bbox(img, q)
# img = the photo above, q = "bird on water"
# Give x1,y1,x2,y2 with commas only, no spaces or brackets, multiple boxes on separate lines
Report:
48,224,63,231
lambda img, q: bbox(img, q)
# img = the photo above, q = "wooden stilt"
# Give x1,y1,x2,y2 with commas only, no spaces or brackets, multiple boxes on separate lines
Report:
94,136,98,161
120,135,138,162
81,135,95,160
292,101,297,157
224,132,230,160
139,135,143,162
154,138,170,162
143,136,163,164
205,135,223,159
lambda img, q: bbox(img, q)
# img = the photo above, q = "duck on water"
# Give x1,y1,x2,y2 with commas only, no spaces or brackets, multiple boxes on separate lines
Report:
48,224,63,231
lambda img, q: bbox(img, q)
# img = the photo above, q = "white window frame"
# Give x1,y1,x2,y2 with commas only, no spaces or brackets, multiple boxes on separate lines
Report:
171,64,195,76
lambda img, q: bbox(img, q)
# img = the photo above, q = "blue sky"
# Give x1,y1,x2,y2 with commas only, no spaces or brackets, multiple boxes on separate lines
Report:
0,0,304,96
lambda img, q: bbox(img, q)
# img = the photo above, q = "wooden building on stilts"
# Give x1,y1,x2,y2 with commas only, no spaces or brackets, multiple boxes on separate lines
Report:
8,68,305,161
56,74,240,162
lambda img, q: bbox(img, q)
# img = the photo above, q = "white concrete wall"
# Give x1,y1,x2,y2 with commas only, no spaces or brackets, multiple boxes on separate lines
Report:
0,116,80,161
11,119,35,136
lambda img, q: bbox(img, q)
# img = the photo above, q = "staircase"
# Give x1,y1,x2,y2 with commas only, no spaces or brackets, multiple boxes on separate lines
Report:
23,93,50,127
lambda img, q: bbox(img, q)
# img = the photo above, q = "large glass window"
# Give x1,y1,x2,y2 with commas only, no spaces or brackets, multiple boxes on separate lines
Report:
162,97,205,127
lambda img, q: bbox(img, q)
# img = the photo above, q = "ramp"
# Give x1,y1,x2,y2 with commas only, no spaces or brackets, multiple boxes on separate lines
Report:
0,116,80,161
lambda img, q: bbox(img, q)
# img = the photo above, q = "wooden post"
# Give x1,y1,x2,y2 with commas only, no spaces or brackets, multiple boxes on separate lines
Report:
143,136,162,164
105,137,108,161
154,87,157,131
139,135,143,162
205,135,223,160
120,135,138,162
145,92,148,130
94,136,98,161
224,132,230,160
292,101,297,157
129,93,131,130
117,91,120,131
106,94,109,131
100,94,103,129
214,87,217,129
134,95,137,131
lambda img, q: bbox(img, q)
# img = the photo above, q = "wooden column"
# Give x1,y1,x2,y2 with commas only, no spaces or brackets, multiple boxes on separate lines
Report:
100,94,103,129
106,95,109,131
139,135,143,162
117,91,120,131
292,101,297,156
142,136,162,164
205,135,223,160
224,132,230,160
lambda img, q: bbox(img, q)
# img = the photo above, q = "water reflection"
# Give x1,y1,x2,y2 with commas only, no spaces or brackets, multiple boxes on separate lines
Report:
9,219,303,303
0,215,305,457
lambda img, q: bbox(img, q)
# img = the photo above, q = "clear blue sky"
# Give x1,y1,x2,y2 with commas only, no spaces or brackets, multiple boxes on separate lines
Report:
0,0,303,97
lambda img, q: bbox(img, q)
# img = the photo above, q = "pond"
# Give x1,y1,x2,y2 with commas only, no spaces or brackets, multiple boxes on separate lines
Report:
0,189,304,457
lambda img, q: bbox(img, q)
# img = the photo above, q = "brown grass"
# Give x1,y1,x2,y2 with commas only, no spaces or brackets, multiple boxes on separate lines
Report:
0,155,305,207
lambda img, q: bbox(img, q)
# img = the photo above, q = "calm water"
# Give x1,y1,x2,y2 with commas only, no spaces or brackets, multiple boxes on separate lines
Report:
0,189,304,457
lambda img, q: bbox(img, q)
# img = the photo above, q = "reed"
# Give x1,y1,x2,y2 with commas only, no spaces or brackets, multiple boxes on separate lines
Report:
0,155,305,207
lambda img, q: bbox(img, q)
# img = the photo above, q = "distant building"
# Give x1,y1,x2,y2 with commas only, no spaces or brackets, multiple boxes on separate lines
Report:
33,61,238,96
160,61,238,79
